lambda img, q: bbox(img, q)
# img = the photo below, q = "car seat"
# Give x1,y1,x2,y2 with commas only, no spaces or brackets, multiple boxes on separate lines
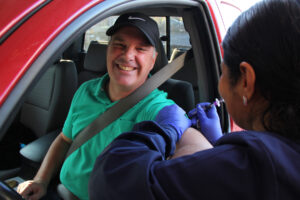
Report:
159,79,194,112
78,41,107,87
20,60,78,138
19,59,78,169
171,48,199,103
151,39,195,112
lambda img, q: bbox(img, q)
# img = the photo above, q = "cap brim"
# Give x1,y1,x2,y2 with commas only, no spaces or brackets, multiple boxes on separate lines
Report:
106,23,156,47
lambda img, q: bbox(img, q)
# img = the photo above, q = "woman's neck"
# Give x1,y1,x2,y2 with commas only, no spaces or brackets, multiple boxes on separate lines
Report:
247,96,269,132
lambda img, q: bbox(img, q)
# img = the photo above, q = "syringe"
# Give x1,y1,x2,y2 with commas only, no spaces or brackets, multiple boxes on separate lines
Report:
189,98,224,129
190,98,225,116
204,98,225,110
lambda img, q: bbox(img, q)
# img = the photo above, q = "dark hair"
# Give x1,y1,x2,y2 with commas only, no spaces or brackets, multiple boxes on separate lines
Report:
222,0,300,140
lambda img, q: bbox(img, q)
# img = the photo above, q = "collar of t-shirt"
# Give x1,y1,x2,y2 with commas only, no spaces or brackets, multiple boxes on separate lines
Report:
94,73,152,104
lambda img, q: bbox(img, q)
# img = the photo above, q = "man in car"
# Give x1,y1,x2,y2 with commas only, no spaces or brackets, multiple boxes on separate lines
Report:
17,12,180,200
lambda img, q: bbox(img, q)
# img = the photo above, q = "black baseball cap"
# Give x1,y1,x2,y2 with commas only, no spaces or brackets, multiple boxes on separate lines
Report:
106,12,160,49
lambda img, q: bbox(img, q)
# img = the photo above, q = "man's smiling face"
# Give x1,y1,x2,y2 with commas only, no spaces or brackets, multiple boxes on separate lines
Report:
106,26,157,92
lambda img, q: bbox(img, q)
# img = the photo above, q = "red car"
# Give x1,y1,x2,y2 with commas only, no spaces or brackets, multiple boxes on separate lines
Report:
0,0,245,198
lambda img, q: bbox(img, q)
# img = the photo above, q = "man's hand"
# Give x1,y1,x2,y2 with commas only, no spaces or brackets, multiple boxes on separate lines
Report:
17,179,47,200
155,104,191,141
188,102,222,144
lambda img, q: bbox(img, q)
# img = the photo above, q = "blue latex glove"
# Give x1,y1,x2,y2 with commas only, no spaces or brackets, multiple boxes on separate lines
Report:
188,102,222,144
155,104,191,141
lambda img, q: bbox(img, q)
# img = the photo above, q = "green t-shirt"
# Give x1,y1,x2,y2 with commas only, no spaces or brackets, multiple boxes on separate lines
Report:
60,74,174,199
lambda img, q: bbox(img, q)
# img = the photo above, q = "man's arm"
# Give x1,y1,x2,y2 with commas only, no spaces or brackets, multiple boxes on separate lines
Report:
88,121,215,200
89,105,192,200
89,121,258,200
17,132,71,200
89,121,176,200
34,133,71,185
171,127,213,159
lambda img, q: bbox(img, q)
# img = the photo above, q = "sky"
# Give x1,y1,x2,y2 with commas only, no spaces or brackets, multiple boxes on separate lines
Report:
219,0,263,30
239,0,262,9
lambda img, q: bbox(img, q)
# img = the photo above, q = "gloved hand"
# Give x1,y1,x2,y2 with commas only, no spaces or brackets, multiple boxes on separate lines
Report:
188,102,222,144
155,104,191,141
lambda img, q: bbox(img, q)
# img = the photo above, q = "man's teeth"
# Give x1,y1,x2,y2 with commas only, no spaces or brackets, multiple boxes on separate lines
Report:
119,65,134,71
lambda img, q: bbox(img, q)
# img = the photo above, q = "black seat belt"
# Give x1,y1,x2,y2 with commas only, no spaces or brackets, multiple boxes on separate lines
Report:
65,52,187,158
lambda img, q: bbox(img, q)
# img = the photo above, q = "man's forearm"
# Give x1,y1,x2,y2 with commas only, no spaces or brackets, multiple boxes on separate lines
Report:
34,132,71,186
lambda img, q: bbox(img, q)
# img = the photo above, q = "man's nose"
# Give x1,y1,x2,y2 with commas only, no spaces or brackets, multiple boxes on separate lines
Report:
122,47,135,61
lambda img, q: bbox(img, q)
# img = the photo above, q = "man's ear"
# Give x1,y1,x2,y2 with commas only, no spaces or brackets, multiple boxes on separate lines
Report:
239,61,256,101
153,50,158,59
149,50,158,71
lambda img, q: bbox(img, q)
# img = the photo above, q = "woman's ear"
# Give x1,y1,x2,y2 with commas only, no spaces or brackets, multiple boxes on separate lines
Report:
239,61,256,101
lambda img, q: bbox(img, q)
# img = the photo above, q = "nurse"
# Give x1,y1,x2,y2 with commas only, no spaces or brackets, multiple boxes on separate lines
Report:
89,0,300,199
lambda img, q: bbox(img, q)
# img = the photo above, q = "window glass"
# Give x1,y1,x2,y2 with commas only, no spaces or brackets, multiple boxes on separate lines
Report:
84,16,118,50
153,16,191,60
170,17,190,50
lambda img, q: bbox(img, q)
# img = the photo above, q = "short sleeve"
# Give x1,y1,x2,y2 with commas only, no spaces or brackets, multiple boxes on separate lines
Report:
62,83,86,139
139,89,175,121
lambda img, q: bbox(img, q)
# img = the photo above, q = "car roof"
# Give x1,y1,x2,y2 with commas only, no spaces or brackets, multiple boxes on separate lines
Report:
0,0,104,107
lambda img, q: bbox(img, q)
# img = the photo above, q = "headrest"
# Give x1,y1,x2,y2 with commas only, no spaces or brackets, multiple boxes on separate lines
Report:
151,37,168,74
84,41,107,72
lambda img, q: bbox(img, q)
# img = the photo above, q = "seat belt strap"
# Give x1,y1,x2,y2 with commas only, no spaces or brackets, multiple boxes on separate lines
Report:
66,52,187,158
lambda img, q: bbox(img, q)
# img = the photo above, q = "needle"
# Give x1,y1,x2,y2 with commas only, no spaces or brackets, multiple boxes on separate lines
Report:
190,98,225,116
204,98,225,110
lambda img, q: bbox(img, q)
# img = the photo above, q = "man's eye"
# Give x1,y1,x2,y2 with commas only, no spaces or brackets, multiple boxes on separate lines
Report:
113,43,125,48
137,47,147,51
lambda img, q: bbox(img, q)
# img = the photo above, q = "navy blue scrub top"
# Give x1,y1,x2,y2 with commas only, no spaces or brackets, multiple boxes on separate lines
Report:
89,121,300,200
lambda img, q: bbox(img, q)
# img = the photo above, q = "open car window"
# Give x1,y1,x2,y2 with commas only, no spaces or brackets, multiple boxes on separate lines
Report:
0,1,231,191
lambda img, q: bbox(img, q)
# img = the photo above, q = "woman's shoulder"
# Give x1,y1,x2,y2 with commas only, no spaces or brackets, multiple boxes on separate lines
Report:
216,130,300,163
218,130,298,146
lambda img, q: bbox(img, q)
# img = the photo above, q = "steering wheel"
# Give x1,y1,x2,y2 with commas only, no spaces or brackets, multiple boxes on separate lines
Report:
0,181,24,200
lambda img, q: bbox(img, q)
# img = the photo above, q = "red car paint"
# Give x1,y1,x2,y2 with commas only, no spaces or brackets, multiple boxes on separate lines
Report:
0,0,103,107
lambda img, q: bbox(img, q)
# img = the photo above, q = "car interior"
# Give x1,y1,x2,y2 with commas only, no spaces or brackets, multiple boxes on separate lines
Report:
0,1,229,197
